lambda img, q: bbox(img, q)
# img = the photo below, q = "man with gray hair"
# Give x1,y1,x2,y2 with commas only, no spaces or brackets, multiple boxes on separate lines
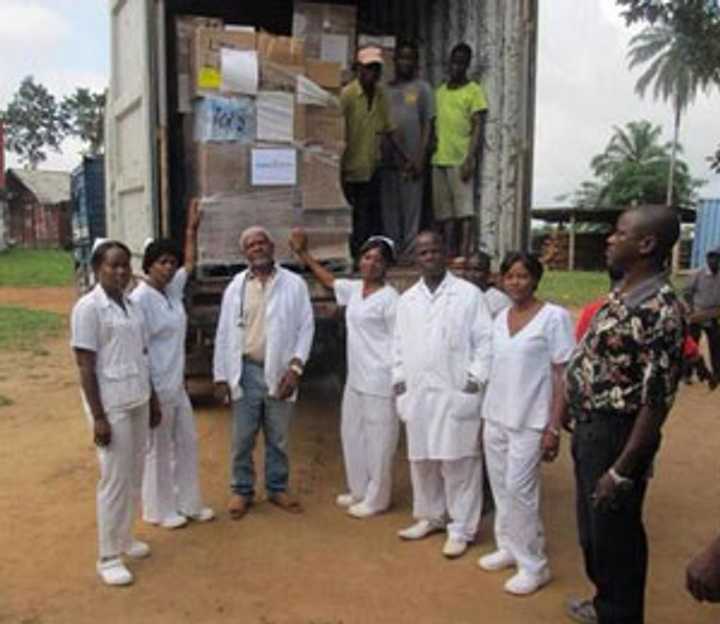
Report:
214,226,314,519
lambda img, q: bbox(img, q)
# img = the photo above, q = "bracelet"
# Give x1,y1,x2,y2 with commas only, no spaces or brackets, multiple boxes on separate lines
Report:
544,426,560,438
290,363,304,376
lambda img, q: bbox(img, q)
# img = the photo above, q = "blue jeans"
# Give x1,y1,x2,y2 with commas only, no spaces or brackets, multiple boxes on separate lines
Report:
231,360,293,498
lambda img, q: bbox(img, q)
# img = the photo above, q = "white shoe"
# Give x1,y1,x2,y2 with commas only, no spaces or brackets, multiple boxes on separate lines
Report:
336,493,359,508
124,540,151,560
442,537,468,559
160,513,188,529
97,558,133,586
397,519,444,540
347,502,378,519
478,549,516,571
188,507,215,522
503,568,552,596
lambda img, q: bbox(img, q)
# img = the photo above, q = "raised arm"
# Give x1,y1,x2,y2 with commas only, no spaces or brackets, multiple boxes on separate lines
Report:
289,227,336,290
184,198,202,274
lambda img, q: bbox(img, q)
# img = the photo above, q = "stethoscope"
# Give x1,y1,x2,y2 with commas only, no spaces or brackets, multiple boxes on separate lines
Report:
236,278,248,328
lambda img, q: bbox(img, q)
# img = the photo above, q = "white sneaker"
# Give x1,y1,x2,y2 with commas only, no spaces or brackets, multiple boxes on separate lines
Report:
336,493,359,508
478,549,516,572
188,507,215,522
347,502,378,519
442,537,468,559
124,540,151,560
397,519,444,540
503,568,552,595
160,513,188,529
97,558,133,586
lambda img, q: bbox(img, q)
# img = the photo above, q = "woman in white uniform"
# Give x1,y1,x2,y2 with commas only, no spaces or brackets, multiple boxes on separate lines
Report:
131,201,214,529
290,229,399,518
71,239,161,586
479,251,575,595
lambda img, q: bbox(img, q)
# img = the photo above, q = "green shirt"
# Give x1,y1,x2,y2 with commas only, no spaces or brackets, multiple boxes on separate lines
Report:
432,81,488,167
340,79,395,183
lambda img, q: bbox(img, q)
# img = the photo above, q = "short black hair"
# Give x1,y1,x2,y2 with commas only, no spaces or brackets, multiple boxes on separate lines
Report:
91,241,131,272
395,39,419,59
627,205,680,266
500,251,544,284
472,251,491,273
359,237,395,266
416,229,446,250
142,238,184,274
450,42,472,63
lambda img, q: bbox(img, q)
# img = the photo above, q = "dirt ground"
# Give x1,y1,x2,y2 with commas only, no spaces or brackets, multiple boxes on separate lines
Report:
1,286,719,624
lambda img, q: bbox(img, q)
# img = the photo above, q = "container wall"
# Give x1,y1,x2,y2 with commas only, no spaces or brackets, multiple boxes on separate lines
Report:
692,199,720,268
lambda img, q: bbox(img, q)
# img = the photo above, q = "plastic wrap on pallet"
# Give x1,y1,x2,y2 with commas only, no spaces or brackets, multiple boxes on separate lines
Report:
257,32,305,66
196,142,252,196
256,92,295,143
301,148,348,210
292,3,357,70
176,16,223,112
259,58,305,92
195,27,257,92
193,95,256,143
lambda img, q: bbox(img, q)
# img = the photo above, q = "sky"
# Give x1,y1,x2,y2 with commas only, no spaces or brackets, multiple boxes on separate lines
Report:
0,0,718,203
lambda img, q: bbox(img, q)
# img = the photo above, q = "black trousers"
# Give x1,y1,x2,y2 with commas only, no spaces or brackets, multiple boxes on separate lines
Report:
343,173,382,261
572,413,659,624
688,319,720,379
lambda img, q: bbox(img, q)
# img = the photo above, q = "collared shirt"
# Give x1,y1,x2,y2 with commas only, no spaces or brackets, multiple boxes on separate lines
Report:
242,269,277,364
129,267,188,404
565,275,684,416
340,79,395,183
684,267,720,311
71,284,150,414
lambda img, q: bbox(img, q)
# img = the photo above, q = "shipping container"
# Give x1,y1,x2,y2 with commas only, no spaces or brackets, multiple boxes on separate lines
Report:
71,155,106,289
106,0,538,375
691,198,720,269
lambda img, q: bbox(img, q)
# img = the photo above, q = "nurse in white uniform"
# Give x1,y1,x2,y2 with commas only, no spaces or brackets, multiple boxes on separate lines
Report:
290,229,400,518
131,201,214,529
479,251,574,595
71,239,161,586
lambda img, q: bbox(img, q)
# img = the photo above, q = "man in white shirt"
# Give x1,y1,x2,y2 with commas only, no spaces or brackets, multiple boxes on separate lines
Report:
393,231,493,558
214,226,314,519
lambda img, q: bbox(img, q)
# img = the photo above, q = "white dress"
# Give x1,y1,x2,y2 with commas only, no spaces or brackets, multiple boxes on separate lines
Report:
482,303,575,577
334,279,399,512
130,268,206,522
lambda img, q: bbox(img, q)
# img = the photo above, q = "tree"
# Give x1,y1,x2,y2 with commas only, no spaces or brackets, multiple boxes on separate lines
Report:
628,23,715,205
573,120,702,209
60,89,106,155
1,76,66,169
710,144,720,173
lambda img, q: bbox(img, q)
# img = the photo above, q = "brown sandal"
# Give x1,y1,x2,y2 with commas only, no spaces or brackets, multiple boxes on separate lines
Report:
268,492,303,514
227,494,252,520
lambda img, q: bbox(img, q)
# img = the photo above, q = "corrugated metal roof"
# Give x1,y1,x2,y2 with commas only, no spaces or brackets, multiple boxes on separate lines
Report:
8,168,71,204
691,199,720,268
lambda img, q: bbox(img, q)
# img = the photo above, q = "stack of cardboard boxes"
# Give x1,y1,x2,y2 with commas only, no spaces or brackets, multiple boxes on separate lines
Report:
176,3,358,267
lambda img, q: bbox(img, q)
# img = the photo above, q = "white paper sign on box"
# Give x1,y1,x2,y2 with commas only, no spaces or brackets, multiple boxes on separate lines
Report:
251,148,297,186
320,34,349,67
221,48,258,95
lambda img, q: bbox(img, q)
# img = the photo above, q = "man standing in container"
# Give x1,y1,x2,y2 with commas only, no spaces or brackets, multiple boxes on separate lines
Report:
341,46,411,261
683,246,720,389
564,206,684,624
393,230,492,559
431,43,488,261
213,226,314,519
379,40,435,260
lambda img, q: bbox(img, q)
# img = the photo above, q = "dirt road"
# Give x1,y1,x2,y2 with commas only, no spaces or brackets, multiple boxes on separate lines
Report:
1,286,718,623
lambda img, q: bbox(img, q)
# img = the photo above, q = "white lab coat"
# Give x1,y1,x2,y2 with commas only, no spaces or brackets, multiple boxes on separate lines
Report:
393,272,492,460
213,266,314,402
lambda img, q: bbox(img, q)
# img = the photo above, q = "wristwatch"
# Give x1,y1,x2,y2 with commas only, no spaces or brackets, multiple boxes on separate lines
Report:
608,467,633,490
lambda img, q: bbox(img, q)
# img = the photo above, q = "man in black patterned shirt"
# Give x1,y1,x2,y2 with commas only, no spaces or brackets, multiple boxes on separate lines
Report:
563,206,684,624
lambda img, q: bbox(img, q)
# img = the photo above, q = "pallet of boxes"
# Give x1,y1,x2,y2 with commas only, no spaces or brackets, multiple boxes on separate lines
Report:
182,12,354,270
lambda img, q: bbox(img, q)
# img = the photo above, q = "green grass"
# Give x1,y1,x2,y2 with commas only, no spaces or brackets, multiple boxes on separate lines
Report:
0,305,64,350
537,270,610,308
0,248,74,287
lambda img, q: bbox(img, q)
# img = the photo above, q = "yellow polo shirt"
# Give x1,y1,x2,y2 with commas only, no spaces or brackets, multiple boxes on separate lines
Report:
432,81,488,167
340,79,395,183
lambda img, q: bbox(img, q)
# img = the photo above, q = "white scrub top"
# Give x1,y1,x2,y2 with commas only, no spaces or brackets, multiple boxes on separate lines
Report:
334,279,399,398
484,286,512,319
71,284,151,414
483,303,575,431
130,267,188,404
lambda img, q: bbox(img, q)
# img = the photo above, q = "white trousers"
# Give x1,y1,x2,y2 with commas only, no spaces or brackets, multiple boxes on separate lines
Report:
92,403,148,559
410,456,483,542
341,386,399,512
142,391,204,522
483,419,548,576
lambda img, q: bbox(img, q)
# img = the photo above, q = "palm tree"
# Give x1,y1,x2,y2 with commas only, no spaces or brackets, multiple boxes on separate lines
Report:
628,24,714,206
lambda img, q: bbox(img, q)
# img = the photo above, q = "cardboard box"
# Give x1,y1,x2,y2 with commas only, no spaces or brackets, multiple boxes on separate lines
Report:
259,59,305,92
176,16,223,111
196,143,252,197
305,106,345,150
195,27,257,92
292,3,357,69
257,32,305,66
301,148,349,211
305,59,342,89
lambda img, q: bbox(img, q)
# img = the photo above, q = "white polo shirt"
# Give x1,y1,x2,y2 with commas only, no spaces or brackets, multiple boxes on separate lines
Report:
483,303,575,431
129,268,188,404
334,279,399,398
71,284,151,414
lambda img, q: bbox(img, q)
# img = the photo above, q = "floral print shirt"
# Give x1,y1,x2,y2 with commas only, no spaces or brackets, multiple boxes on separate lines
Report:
565,275,684,416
